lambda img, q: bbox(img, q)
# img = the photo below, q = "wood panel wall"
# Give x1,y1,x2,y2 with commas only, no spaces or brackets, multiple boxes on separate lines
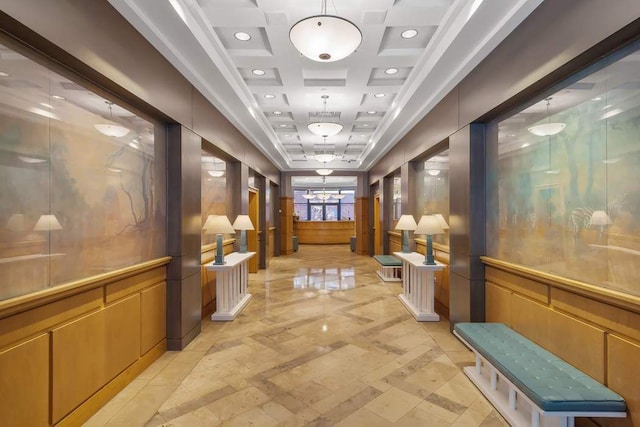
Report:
388,231,403,254
0,258,170,426
354,197,369,255
482,257,640,427
200,239,236,319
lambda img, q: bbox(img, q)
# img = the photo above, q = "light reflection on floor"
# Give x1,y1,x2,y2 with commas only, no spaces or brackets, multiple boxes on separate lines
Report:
293,267,356,291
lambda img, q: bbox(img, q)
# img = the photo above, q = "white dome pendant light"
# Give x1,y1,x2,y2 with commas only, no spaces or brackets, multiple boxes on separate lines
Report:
308,95,343,137
290,0,362,63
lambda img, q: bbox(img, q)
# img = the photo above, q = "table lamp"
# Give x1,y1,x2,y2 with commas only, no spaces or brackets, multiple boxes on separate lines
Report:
415,215,444,265
395,214,417,253
203,215,235,264
232,214,254,253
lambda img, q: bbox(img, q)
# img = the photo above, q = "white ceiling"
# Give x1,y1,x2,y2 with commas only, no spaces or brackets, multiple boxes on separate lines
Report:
108,0,543,172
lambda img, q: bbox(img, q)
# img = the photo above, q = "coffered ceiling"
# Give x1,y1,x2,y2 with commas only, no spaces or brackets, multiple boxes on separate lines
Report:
109,0,543,172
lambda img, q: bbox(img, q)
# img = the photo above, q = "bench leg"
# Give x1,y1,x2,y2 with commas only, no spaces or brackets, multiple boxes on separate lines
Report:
508,387,516,410
558,416,574,427
490,369,497,390
531,410,540,427
475,355,482,375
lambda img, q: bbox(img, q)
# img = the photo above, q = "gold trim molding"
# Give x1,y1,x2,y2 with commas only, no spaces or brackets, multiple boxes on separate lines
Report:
0,257,171,318
481,256,640,314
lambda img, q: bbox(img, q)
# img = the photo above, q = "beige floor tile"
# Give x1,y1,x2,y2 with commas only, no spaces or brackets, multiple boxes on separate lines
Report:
105,385,176,426
161,406,220,427
395,407,453,427
364,387,423,422
223,406,278,427
417,400,461,423
205,386,270,422
334,408,392,427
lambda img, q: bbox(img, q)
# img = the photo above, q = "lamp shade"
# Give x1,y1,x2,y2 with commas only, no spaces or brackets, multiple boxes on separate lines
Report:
232,214,254,231
314,153,336,163
34,214,62,231
527,122,566,136
289,14,362,62
307,122,343,137
415,215,444,235
395,214,417,231
589,210,612,226
203,215,235,234
434,214,449,230
316,168,333,176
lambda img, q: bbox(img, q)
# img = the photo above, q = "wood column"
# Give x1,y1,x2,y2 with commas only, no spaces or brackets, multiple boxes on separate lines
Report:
355,197,369,255
280,197,294,255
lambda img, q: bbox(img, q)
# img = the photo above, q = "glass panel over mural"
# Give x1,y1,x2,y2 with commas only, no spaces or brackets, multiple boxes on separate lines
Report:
201,152,227,245
489,44,640,296
0,42,166,301
416,150,450,246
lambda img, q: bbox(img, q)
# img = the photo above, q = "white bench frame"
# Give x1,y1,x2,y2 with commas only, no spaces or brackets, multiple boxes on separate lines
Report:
454,330,626,427
375,260,402,282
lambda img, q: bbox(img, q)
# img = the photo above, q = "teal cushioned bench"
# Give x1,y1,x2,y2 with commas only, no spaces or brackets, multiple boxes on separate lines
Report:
373,255,402,282
454,323,626,425
373,255,402,266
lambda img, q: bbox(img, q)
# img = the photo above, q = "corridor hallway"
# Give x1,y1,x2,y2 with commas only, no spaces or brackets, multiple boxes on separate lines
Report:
86,245,506,426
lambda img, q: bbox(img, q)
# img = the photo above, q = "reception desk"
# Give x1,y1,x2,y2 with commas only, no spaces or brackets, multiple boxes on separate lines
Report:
294,220,355,244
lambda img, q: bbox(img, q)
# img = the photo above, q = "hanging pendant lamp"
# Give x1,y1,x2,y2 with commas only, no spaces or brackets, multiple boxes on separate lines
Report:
528,98,566,136
290,0,362,62
308,95,343,137
94,101,130,137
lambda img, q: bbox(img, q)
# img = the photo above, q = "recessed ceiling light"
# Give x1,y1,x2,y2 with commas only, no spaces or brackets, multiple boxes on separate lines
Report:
367,111,376,115
51,95,66,100
264,94,276,99
602,104,612,109
234,32,251,41
252,69,265,76
279,124,287,127
360,134,365,137
384,68,399,75
592,97,602,101
374,93,386,98
284,134,290,137
0,71,8,77
39,102,54,109
521,143,530,148
401,29,418,39
362,124,369,127
273,111,282,115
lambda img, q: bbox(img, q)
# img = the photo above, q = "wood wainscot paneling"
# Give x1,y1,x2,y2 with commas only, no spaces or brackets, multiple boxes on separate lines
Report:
416,240,451,318
201,239,235,319
294,221,355,244
0,333,49,426
388,231,402,254
482,256,640,426
607,335,640,426
0,257,170,426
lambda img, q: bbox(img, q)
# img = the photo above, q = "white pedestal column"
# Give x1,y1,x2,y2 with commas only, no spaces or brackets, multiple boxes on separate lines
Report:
206,252,255,321
394,252,444,321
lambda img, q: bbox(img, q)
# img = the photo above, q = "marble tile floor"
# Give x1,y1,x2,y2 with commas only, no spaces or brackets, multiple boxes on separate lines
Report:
86,245,506,427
